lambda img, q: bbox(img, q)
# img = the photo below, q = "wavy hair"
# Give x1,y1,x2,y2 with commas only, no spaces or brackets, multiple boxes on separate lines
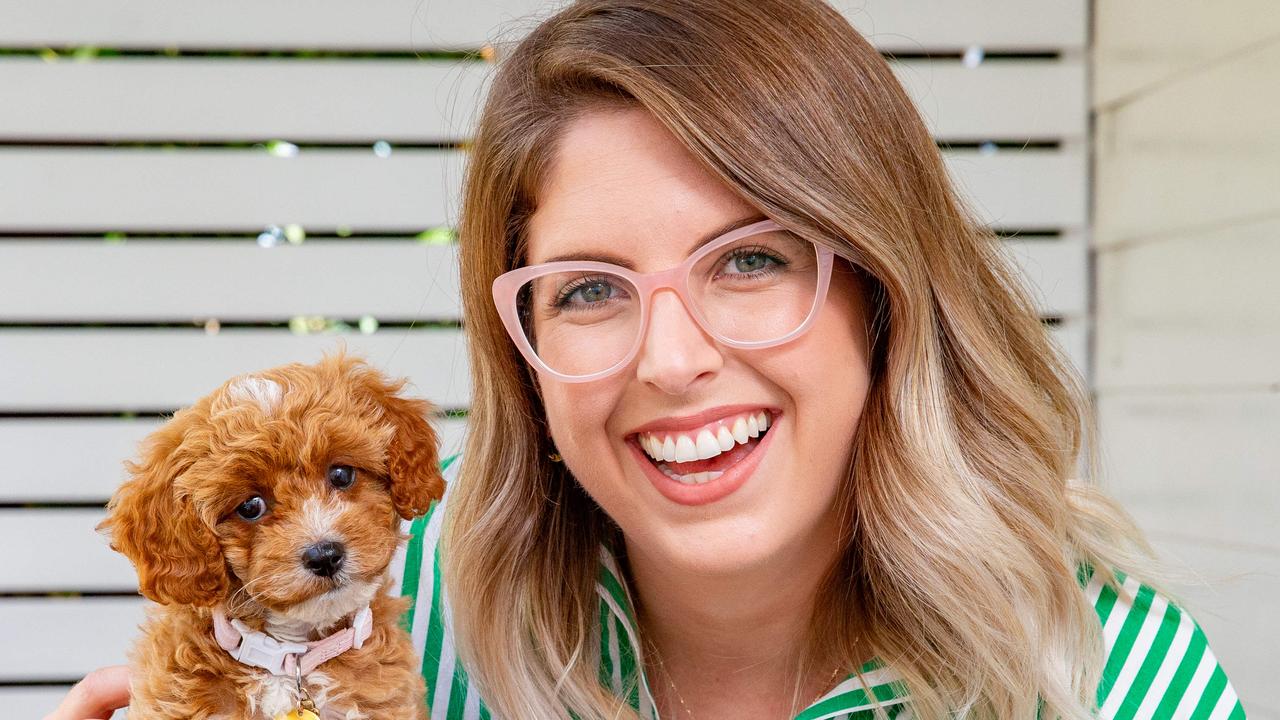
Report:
442,1,1166,717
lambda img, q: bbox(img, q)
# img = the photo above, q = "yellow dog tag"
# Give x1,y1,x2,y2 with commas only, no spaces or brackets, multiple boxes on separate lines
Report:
275,710,320,720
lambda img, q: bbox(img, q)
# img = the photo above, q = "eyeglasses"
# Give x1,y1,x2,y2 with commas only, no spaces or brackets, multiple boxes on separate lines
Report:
492,219,836,382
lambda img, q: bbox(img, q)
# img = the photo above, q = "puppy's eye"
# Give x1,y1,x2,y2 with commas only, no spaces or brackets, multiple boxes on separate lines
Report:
235,496,268,521
328,465,356,490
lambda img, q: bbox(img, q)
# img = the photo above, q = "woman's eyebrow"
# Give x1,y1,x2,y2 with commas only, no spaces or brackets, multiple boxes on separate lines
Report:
537,212,768,267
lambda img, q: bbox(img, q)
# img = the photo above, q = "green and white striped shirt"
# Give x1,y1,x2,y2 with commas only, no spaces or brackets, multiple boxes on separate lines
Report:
395,456,1247,719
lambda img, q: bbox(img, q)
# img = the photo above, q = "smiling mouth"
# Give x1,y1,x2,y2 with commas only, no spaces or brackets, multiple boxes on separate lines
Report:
630,410,773,485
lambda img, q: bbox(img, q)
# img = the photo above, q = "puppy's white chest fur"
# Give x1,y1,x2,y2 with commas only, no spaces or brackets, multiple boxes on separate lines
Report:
247,670,356,719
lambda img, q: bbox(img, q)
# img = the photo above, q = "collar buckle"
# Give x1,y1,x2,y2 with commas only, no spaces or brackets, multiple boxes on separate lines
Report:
229,618,309,676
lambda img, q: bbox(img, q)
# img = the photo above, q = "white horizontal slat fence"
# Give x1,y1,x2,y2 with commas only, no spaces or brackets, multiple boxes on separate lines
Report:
0,0,1090,712
1,242,462,321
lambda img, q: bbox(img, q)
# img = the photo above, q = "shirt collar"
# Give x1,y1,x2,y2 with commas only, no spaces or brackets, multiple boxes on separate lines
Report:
593,543,911,719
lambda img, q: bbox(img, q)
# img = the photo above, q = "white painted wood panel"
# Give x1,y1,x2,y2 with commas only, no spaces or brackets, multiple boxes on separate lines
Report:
1096,391,1280,553
0,329,471,411
896,59,1086,141
1093,0,1280,108
3,509,133,591
833,0,1086,52
0,241,462,322
0,532,417,674
0,57,489,142
0,57,1083,143
1094,40,1280,247
0,417,469,503
1095,217,1280,391
944,147,1086,230
1002,233,1088,318
0,0,1086,53
0,148,464,232
0,147,1078,232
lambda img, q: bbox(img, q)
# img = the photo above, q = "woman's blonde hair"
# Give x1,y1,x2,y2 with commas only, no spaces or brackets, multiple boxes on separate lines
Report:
443,1,1166,717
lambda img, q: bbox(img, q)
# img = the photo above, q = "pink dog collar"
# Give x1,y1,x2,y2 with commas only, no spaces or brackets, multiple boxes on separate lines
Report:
212,606,373,677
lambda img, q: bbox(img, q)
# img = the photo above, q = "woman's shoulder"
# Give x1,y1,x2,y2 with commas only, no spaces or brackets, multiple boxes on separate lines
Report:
1082,564,1246,719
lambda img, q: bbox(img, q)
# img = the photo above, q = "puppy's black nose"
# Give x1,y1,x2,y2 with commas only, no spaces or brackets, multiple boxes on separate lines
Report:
301,541,345,577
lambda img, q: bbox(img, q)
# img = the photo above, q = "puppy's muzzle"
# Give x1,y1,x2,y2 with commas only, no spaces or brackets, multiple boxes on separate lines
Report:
302,540,346,577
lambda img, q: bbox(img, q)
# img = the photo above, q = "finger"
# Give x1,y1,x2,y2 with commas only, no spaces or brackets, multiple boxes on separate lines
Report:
44,665,130,720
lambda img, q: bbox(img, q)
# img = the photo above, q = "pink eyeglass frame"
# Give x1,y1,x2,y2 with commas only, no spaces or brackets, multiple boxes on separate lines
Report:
491,218,837,383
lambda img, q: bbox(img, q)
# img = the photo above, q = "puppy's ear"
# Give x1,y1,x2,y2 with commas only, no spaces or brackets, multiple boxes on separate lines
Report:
378,392,446,520
98,418,229,606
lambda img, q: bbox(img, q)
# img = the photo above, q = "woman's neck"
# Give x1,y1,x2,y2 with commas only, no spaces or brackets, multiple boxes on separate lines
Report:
623,515,846,718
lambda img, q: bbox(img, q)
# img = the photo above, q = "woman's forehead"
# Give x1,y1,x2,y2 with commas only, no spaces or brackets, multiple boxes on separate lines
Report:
525,109,758,266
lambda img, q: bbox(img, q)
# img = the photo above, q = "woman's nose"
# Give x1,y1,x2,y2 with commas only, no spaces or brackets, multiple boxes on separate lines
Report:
634,289,723,394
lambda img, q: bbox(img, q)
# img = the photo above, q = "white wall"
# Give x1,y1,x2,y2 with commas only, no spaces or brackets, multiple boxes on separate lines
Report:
1093,2,1280,714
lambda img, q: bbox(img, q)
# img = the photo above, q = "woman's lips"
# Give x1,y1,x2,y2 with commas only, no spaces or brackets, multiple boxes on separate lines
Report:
628,414,778,506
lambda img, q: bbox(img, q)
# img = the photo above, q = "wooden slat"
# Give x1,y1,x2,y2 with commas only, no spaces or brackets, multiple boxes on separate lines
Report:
0,147,1079,232
0,57,489,142
1092,0,1280,109
3,510,134,591
0,57,1082,143
0,329,471,411
0,0,1085,52
1002,233,1088,318
1094,40,1280,247
1096,391,1280,552
0,148,462,233
0,597,142,679
0,417,469,503
0,241,462,322
835,0,1086,52
1095,216,1280,391
944,147,1086,230
898,59,1085,141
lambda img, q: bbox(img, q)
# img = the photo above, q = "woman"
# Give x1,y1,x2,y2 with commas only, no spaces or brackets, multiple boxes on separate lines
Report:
53,0,1244,718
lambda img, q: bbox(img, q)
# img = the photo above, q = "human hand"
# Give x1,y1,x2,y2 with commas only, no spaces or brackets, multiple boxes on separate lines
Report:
43,665,130,720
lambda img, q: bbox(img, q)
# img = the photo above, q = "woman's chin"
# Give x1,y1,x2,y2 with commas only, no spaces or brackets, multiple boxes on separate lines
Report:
638,520,784,577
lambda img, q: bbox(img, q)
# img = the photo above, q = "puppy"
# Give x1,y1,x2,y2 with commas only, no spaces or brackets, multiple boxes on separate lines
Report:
99,349,442,719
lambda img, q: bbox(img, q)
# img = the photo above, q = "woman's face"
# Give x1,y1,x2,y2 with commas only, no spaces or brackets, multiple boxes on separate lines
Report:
525,107,873,575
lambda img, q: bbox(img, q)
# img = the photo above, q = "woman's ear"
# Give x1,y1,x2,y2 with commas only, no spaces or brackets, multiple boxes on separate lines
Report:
377,392,446,520
97,419,229,606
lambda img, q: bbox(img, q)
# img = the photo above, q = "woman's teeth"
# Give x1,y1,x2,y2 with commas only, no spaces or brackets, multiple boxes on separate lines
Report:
659,467,723,484
637,410,771,465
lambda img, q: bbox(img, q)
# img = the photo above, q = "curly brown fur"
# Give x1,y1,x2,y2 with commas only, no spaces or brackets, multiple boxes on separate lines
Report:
99,347,443,719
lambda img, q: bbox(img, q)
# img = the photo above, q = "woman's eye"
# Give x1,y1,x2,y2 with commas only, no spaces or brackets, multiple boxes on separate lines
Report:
721,250,779,275
328,465,356,490
235,496,267,521
561,280,613,305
